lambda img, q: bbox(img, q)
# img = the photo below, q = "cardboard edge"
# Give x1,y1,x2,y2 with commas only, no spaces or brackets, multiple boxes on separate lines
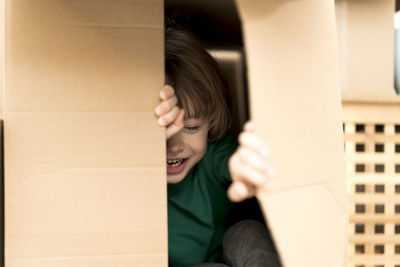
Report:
257,181,348,267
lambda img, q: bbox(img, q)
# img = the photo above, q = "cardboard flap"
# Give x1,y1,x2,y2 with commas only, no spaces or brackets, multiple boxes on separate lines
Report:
5,1,167,266
235,0,347,266
0,0,4,117
8,168,166,264
258,181,347,267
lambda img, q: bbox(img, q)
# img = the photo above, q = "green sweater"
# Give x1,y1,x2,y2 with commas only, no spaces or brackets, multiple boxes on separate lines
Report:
168,134,238,267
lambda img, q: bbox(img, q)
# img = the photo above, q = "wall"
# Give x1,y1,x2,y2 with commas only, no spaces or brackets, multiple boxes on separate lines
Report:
335,0,396,98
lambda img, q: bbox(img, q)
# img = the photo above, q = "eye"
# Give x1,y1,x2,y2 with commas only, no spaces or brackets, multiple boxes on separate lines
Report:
184,125,201,133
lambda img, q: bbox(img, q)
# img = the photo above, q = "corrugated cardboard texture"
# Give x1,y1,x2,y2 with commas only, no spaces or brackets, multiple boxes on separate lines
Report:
235,0,347,266
336,0,395,98
5,1,167,266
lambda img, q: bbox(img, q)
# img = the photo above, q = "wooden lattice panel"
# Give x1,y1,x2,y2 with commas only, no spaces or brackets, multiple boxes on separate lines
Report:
343,98,400,267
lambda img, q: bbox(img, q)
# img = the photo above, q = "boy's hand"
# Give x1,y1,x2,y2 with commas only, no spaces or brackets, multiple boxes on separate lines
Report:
228,122,275,202
155,85,185,139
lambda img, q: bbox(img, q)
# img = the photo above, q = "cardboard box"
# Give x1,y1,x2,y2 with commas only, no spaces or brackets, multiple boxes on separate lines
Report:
4,0,347,266
1,0,6,266
235,0,347,266
1,0,4,117
5,0,167,266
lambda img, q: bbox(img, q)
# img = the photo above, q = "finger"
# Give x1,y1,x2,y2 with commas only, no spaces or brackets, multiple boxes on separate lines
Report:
155,95,178,116
228,181,255,202
229,154,268,187
238,132,269,158
160,85,175,100
236,147,270,174
166,109,185,139
243,121,255,132
158,106,180,126
236,162,268,187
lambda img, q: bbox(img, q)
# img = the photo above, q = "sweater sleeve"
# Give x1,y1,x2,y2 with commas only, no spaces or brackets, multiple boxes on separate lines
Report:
204,134,238,186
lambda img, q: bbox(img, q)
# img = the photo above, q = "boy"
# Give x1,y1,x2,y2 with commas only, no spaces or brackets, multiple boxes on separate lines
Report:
155,23,280,266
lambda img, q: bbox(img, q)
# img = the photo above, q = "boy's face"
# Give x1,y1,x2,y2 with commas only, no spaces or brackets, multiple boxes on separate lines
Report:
166,118,208,184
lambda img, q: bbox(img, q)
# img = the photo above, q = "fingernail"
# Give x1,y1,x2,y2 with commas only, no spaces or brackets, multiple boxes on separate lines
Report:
160,91,166,100
155,107,162,116
158,118,166,126
268,168,276,177
260,147,269,158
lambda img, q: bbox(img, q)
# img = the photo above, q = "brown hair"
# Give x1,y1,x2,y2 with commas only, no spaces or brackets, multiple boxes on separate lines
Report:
165,23,231,140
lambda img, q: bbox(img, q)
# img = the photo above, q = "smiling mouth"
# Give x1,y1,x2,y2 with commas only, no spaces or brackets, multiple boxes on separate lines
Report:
167,158,188,174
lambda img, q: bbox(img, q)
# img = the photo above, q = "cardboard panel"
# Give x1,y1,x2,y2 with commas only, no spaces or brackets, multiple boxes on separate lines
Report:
336,0,395,97
235,0,347,266
5,0,167,266
1,0,4,117
0,3,4,264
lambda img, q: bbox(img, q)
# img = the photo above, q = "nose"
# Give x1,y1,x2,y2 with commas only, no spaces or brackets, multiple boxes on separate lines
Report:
167,134,185,156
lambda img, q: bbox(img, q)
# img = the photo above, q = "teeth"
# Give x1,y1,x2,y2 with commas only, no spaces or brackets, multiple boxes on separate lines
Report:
167,159,184,167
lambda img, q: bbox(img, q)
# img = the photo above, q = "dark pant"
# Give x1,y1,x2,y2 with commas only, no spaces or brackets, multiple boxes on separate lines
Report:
192,220,282,267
